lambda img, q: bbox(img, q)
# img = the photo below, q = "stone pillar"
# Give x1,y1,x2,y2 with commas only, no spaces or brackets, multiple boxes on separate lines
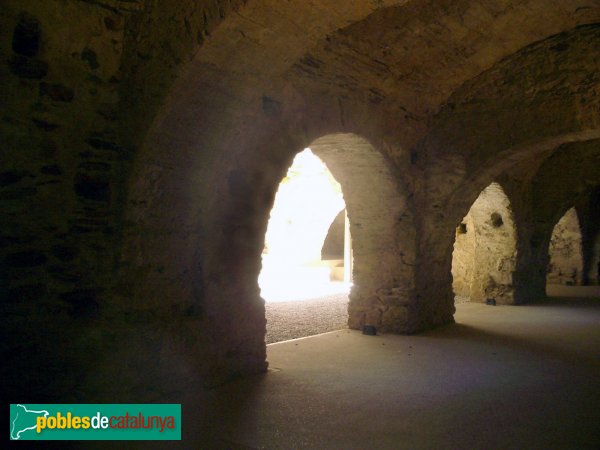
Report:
311,134,417,335
514,230,550,304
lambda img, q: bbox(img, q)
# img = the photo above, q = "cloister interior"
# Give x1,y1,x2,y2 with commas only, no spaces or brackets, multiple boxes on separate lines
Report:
2,1,600,448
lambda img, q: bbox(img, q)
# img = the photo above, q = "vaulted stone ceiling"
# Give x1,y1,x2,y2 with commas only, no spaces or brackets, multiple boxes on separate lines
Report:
289,0,600,118
142,1,600,142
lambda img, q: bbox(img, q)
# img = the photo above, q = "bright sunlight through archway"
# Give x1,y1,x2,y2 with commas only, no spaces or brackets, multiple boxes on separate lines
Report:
259,148,352,302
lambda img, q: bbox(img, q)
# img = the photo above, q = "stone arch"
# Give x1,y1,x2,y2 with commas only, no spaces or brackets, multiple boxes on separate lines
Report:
509,139,600,303
412,24,600,322
452,182,517,304
547,207,584,286
120,125,416,384
110,14,600,395
310,134,417,333
321,209,346,261
119,18,600,348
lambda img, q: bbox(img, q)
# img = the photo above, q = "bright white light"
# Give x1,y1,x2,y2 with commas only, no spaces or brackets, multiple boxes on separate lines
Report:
260,148,349,302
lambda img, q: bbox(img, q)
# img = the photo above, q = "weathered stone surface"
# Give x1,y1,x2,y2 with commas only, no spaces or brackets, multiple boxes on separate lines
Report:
40,164,63,175
0,170,33,186
452,183,517,304
74,174,111,202
81,48,100,70
32,118,60,131
39,82,75,102
4,250,47,268
548,208,584,285
59,289,100,318
9,54,47,78
50,244,79,262
3,283,46,303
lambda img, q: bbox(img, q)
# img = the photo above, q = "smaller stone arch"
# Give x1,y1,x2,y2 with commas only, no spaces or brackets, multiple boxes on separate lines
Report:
321,209,346,262
547,207,584,286
452,182,518,304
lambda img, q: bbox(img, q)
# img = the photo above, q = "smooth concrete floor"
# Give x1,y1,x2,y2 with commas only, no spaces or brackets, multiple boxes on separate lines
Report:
148,297,600,450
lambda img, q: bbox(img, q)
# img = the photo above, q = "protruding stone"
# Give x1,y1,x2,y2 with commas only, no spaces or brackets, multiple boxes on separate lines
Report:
32,118,60,130
81,48,99,70
40,82,75,102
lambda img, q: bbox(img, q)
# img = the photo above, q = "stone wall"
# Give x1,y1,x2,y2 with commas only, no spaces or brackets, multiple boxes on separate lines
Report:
547,208,584,285
452,216,475,300
1,0,132,402
311,134,417,333
1,0,251,402
452,183,517,304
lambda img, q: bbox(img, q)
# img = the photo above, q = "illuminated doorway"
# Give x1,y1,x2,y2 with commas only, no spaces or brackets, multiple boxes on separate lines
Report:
259,148,352,302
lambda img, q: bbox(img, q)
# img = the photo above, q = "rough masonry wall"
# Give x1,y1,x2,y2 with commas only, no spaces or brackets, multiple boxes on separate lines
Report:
311,134,417,333
468,184,517,304
452,215,475,300
520,140,600,299
548,208,584,285
1,0,251,402
452,183,517,304
415,24,600,316
1,0,133,402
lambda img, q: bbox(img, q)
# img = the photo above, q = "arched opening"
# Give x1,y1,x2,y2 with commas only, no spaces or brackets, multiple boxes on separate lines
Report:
260,133,416,341
451,183,517,304
547,207,584,286
260,149,352,343
259,148,352,302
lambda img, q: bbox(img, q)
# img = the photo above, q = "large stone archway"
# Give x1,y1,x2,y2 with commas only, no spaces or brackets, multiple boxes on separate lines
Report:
120,125,416,386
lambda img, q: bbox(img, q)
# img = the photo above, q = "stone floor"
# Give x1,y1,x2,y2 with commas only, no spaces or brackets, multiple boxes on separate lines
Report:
112,295,600,450
265,292,483,344
265,293,348,343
